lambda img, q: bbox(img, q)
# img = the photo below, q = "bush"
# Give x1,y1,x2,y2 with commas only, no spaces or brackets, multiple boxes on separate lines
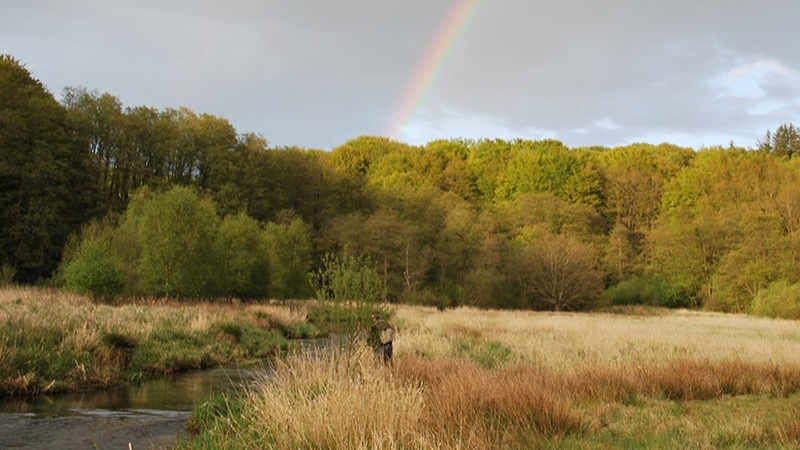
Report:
309,253,387,304
0,263,16,287
64,238,125,298
751,281,800,320
603,275,693,309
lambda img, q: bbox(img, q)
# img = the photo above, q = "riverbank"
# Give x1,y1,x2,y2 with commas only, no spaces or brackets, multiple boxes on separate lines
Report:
0,287,319,396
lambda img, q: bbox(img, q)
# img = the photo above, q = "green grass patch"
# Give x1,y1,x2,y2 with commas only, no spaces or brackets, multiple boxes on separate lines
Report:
0,290,302,395
452,335,514,369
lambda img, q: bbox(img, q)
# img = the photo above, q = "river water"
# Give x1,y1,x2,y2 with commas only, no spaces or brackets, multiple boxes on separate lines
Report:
0,363,272,449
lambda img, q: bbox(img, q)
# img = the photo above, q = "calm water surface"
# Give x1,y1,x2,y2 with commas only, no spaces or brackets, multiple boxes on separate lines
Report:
0,362,272,449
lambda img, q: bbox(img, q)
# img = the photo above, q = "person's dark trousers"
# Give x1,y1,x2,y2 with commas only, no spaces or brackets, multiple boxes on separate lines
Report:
381,342,393,364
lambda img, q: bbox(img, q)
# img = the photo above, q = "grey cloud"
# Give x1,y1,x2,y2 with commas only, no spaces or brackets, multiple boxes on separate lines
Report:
3,0,800,149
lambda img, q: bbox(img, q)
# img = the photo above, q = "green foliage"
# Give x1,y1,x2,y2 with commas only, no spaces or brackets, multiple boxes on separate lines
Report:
307,253,389,333
215,213,270,298
452,335,514,369
63,237,125,298
9,57,800,316
0,55,100,283
310,252,387,304
133,186,220,298
495,139,578,202
602,275,693,309
263,218,313,299
751,281,800,320
329,135,400,175
0,263,16,287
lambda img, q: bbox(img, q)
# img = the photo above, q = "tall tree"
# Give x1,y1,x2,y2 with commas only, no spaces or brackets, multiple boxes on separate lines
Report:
62,87,125,212
132,186,220,297
515,232,602,311
758,124,800,157
0,55,100,282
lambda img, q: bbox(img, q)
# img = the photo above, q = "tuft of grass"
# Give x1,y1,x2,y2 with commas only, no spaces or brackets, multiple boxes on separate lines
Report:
215,322,242,343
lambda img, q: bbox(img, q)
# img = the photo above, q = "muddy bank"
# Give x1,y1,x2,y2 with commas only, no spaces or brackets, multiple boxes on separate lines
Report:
0,409,190,449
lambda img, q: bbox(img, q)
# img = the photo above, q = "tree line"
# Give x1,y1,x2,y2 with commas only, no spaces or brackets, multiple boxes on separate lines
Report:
4,54,800,316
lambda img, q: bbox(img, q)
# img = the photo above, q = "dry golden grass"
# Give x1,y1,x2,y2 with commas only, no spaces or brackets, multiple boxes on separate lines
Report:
393,305,800,370
247,344,426,449
0,286,306,344
191,304,800,449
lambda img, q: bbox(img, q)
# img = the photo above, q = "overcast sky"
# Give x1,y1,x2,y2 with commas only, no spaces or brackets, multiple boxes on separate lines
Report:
4,0,800,150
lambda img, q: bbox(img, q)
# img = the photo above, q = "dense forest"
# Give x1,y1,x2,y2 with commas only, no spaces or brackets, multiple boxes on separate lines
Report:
4,54,800,316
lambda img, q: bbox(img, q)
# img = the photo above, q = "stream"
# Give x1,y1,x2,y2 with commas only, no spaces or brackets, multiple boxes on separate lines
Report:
0,362,272,449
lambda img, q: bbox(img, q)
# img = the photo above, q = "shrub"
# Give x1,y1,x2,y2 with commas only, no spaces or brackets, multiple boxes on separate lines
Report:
0,263,16,286
308,252,388,332
603,275,693,309
309,253,387,304
751,281,800,320
64,238,125,298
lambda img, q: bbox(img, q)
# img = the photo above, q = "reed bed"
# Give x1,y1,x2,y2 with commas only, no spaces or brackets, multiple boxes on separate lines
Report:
185,304,800,449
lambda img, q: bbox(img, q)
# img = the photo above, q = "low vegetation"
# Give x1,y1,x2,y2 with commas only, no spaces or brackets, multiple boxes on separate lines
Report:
184,305,800,449
0,287,320,395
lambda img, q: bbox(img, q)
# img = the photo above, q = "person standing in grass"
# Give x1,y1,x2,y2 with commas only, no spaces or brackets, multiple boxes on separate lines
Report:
371,312,396,365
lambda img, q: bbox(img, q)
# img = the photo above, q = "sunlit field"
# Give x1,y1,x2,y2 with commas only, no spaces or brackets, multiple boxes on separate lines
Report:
187,305,800,449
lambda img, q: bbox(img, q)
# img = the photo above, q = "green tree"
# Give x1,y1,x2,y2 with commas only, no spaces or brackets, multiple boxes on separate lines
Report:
328,135,400,176
122,105,166,192
62,87,127,212
309,252,387,304
0,55,100,282
751,281,800,319
758,123,800,157
501,192,603,242
602,221,639,285
466,138,515,204
495,139,578,202
133,186,220,297
263,218,313,299
215,212,270,299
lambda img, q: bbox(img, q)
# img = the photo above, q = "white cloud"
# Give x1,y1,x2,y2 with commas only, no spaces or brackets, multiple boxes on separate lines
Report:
398,106,556,145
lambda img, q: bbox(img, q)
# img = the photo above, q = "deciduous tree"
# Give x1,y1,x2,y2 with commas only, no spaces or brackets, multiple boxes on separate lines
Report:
0,55,100,282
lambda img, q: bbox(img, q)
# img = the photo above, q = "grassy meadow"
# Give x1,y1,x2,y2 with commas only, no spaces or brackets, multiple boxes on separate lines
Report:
5,287,800,448
185,305,800,449
0,287,319,395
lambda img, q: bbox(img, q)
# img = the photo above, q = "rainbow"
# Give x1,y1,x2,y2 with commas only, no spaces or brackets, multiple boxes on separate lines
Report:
387,0,483,140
